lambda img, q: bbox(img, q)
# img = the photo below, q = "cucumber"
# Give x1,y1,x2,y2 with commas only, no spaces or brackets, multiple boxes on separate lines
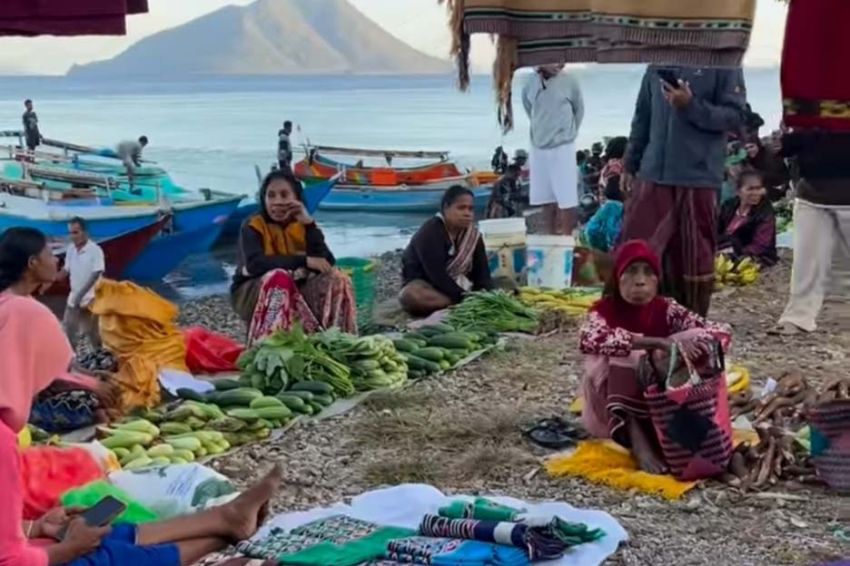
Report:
289,381,333,395
212,378,244,391
254,406,293,420
281,390,315,402
176,388,206,402
405,355,441,374
212,388,264,407
308,401,325,414
276,395,307,412
403,331,429,342
412,347,445,362
393,339,417,353
250,396,285,410
427,335,475,350
439,360,452,370
226,408,261,423
313,394,334,407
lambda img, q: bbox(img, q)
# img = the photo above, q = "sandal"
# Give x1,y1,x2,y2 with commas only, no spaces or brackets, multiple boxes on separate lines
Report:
523,417,587,450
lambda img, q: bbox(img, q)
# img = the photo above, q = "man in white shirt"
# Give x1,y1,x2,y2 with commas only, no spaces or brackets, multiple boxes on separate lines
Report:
522,64,585,235
58,217,105,350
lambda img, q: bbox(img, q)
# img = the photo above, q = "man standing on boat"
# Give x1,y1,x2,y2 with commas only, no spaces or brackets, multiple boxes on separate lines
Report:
522,64,585,236
278,120,294,172
22,99,41,152
117,135,148,192
57,217,104,351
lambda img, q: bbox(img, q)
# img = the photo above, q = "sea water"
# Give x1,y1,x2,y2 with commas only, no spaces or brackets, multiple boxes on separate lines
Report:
0,68,782,298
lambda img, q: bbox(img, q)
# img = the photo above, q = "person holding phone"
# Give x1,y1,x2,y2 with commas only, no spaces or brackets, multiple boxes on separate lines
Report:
621,65,747,316
0,228,283,566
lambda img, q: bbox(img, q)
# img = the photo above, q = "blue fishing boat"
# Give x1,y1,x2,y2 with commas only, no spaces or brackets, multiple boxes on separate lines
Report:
121,195,243,281
317,183,492,213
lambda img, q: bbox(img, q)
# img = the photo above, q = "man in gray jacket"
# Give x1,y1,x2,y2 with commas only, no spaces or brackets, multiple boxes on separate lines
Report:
621,66,746,316
522,64,585,235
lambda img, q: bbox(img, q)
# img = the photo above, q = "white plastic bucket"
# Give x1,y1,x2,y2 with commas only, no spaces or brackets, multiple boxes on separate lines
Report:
478,218,527,283
526,235,575,289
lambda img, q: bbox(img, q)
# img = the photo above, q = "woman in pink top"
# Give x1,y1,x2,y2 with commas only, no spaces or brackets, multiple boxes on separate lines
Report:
0,228,282,566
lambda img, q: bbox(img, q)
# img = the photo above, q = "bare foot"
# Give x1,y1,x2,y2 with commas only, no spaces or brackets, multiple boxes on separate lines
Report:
627,418,669,475
222,464,282,541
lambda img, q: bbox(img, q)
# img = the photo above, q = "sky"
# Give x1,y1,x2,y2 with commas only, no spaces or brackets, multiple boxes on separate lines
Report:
0,0,788,75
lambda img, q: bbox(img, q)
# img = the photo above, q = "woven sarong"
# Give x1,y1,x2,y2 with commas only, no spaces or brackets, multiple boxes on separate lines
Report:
441,0,755,129
782,0,850,132
808,400,850,492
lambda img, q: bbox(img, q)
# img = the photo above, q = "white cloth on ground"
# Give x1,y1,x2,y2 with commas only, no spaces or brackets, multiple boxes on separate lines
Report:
158,369,215,396
253,483,627,566
529,143,579,209
65,239,105,306
779,198,850,332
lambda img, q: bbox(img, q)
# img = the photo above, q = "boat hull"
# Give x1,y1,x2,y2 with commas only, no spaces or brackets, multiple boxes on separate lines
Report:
0,203,163,239
46,216,169,296
121,196,242,281
295,154,463,186
318,185,491,213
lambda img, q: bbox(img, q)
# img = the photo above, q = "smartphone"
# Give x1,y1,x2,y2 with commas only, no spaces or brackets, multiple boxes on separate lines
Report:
657,68,680,89
59,496,127,540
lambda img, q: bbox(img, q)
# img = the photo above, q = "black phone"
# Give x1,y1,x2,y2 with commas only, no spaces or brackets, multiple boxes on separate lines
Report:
59,496,127,540
657,69,680,89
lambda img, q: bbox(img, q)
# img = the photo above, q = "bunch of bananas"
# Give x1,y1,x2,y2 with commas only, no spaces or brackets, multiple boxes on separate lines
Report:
518,287,601,316
715,255,760,289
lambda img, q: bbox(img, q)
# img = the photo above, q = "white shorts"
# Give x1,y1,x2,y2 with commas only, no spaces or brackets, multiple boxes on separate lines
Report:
529,143,578,209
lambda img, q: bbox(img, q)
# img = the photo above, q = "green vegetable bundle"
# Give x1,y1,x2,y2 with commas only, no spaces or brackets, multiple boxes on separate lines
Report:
448,291,539,333
312,330,408,391
237,325,355,397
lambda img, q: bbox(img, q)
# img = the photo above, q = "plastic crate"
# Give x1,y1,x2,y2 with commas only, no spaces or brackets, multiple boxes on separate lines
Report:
337,257,377,330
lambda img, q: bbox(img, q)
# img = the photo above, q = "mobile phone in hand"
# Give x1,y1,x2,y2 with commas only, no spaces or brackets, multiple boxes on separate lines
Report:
59,496,127,540
657,69,680,89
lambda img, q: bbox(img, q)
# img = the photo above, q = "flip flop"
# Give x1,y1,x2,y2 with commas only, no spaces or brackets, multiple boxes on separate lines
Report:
523,417,587,450
767,323,806,336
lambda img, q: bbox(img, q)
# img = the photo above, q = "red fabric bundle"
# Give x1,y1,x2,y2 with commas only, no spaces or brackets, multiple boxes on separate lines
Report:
782,0,850,132
0,0,148,37
21,446,105,520
183,327,245,375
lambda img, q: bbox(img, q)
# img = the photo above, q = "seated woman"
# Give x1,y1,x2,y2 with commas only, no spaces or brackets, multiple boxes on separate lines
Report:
579,240,731,474
231,170,356,345
0,228,118,433
717,168,778,267
400,186,492,317
0,228,282,566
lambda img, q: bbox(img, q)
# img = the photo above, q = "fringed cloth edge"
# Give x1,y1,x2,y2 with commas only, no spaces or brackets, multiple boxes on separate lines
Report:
544,440,697,501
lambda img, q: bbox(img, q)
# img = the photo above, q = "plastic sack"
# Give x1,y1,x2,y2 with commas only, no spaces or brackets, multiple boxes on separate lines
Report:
21,446,105,520
108,463,238,520
91,280,188,410
61,480,159,524
184,327,245,374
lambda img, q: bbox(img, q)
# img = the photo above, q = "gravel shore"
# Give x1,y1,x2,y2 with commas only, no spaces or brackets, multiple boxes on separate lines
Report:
177,250,850,566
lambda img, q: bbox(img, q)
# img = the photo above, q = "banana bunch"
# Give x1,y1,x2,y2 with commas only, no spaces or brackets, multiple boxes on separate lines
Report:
715,255,760,289
518,287,601,316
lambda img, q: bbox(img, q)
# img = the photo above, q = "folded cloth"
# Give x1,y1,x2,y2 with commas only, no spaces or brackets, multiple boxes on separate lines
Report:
419,514,604,561
236,529,324,560
289,515,387,545
781,0,850,132
386,536,530,566
438,498,524,522
545,440,697,500
279,526,416,566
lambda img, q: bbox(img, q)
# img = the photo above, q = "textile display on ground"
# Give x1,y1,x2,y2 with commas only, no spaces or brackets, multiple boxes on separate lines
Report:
91,280,188,410
249,484,627,566
781,0,850,132
545,440,697,501
440,0,756,128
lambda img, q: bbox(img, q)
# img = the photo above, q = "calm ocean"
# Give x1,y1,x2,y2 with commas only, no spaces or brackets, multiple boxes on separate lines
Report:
0,68,782,297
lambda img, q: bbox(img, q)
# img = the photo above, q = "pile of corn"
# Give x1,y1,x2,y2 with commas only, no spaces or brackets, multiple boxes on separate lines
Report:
518,287,601,316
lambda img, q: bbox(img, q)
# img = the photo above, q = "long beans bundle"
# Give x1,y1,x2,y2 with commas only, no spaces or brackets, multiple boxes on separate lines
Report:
448,291,539,333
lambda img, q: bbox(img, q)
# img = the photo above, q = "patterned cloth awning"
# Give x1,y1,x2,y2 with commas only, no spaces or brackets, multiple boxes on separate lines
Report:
1,0,148,37
439,0,756,129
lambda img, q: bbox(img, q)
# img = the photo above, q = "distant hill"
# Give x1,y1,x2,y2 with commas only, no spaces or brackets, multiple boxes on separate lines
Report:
69,0,449,77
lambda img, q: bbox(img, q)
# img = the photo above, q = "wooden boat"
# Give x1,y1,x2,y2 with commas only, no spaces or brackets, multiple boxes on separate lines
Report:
294,145,464,186
318,183,492,213
46,215,170,296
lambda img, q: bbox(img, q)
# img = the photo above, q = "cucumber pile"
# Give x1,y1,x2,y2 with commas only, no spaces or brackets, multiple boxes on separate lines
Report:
312,330,409,391
394,323,497,379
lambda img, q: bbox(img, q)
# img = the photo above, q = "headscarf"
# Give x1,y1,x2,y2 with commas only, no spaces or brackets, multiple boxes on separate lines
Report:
590,240,671,337
0,293,74,432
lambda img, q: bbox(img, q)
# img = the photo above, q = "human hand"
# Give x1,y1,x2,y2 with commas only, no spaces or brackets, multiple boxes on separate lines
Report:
36,507,84,540
284,201,312,225
306,257,332,274
60,518,110,555
662,80,693,109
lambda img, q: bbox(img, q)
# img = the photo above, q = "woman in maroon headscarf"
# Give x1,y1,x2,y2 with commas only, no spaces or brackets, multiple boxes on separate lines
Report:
578,240,731,473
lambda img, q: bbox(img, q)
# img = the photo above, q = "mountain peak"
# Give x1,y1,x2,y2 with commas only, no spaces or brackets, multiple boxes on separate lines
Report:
70,0,449,77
